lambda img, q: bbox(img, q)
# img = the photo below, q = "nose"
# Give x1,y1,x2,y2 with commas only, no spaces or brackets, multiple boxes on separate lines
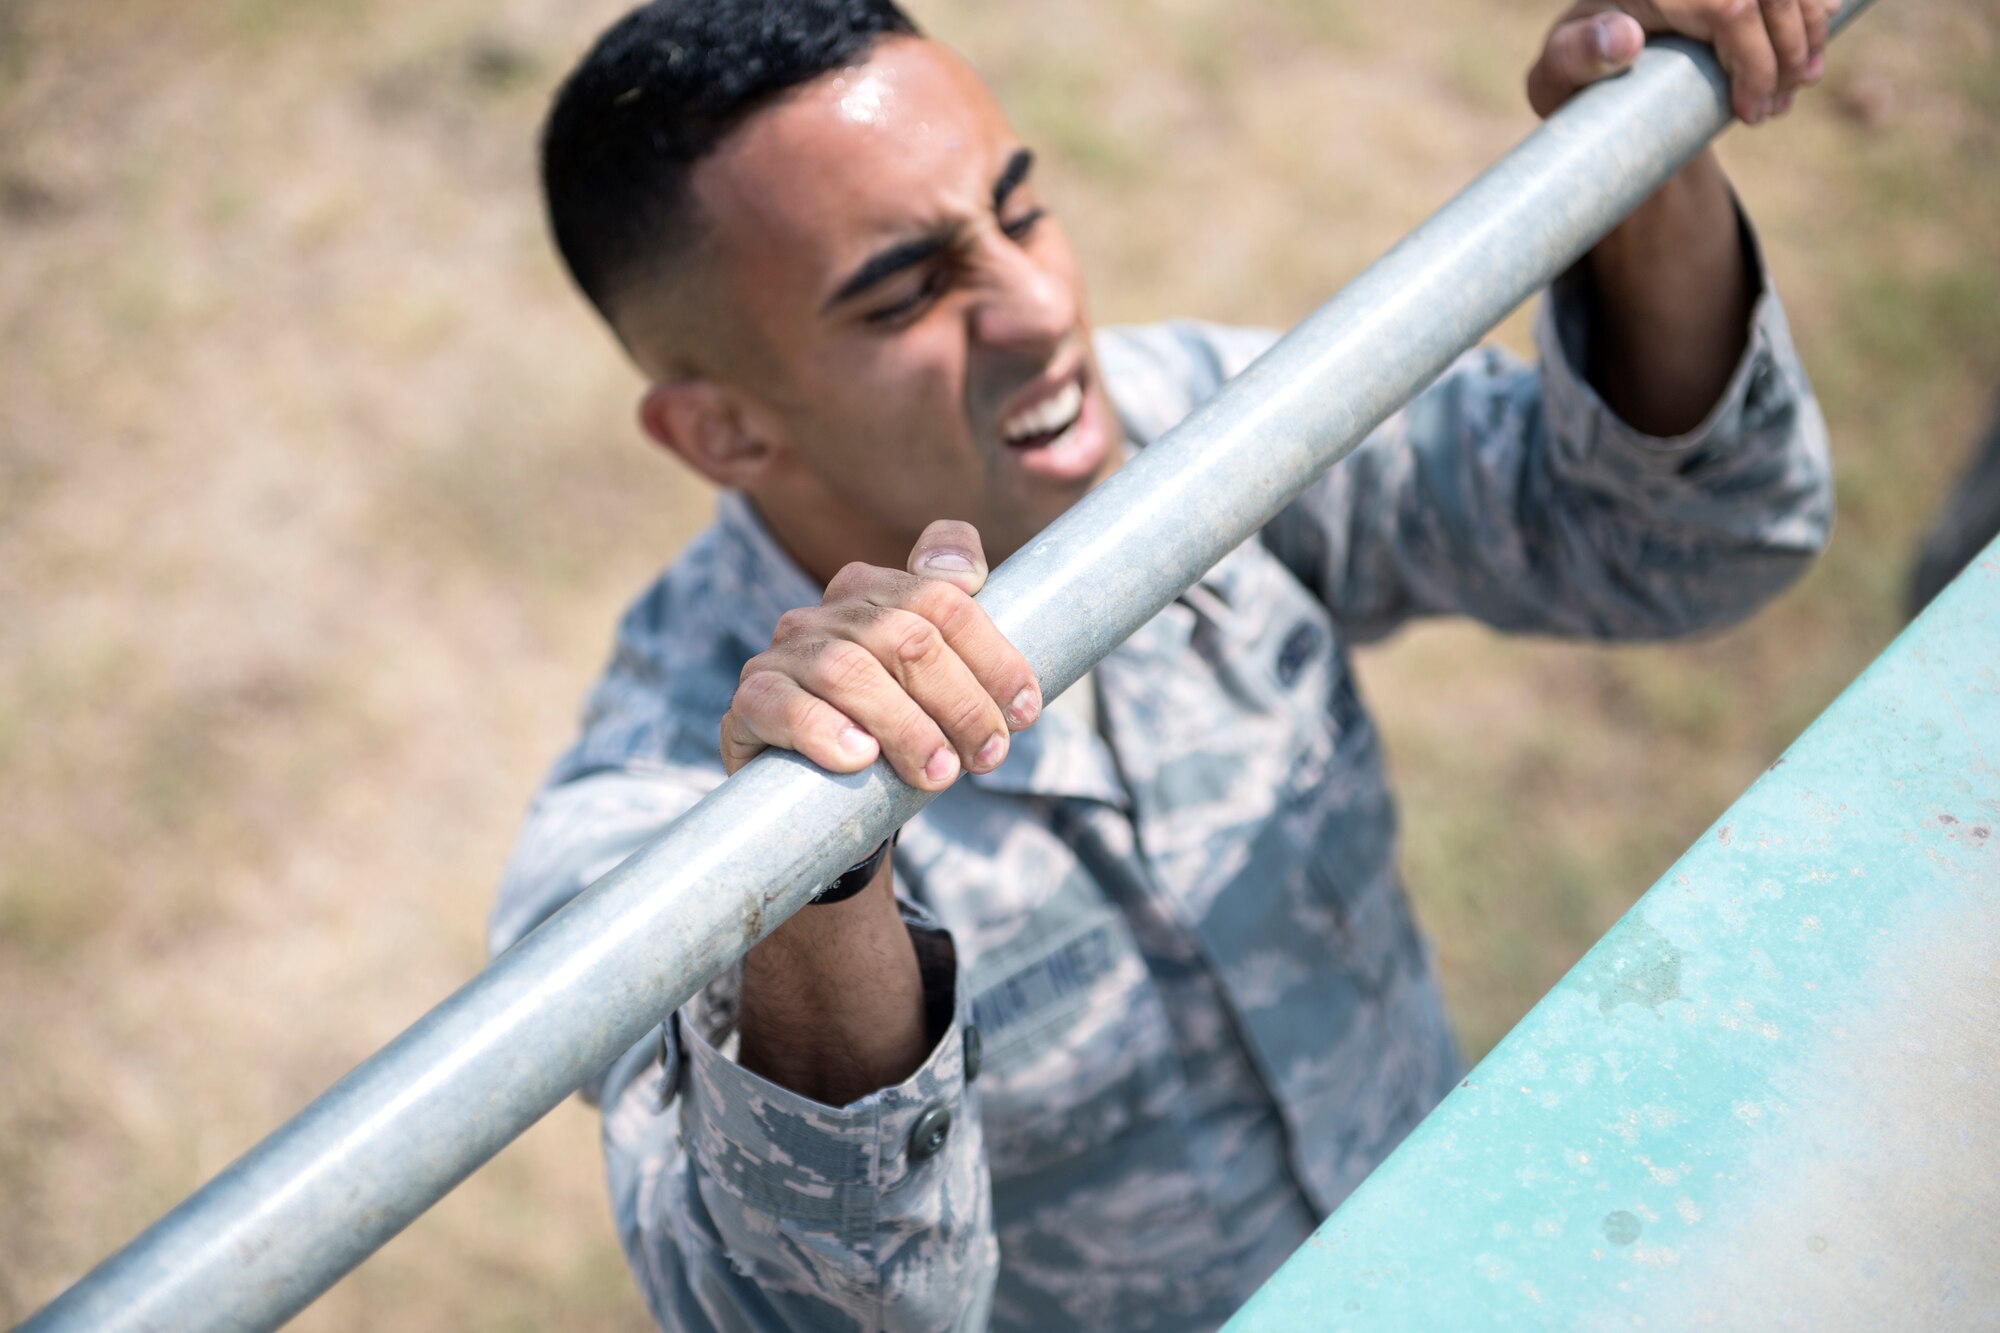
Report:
966,233,1074,354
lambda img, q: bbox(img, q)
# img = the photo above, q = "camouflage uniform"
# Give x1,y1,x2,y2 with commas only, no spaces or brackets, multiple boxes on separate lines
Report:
492,244,1833,1331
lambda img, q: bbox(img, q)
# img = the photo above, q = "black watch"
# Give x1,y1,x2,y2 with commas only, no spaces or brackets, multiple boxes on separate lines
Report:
810,832,896,905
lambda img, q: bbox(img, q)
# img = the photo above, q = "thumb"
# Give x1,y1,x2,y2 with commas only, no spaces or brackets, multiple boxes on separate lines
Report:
1527,10,1645,118
907,518,989,595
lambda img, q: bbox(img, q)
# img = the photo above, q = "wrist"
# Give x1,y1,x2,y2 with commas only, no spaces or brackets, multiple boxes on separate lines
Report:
738,854,927,1104
810,833,895,905
1589,150,1732,284
1582,150,1752,435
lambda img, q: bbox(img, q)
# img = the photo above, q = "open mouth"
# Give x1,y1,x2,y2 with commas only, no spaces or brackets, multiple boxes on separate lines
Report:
1000,372,1085,450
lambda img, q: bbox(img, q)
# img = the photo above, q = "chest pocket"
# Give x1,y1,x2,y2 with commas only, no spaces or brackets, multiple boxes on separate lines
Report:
964,903,1187,1180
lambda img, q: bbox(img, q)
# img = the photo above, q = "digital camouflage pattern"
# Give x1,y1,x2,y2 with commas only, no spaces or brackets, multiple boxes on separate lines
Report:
492,245,1833,1331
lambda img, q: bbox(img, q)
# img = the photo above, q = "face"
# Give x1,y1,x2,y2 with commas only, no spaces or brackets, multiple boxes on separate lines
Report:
685,37,1121,568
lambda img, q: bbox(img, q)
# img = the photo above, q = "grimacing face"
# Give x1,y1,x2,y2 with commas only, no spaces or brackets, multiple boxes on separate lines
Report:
683,35,1122,570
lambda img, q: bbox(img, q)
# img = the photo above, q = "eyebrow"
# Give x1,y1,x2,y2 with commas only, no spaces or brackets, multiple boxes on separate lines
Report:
992,147,1034,210
822,148,1038,313
823,231,955,311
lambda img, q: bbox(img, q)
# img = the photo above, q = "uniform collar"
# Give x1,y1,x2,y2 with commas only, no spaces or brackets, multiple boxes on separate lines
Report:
709,490,829,650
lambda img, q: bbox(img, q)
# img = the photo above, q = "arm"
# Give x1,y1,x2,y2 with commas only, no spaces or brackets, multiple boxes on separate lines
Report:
1250,0,1839,639
1259,229,1833,643
719,518,1040,1105
499,768,998,1331
492,519,1036,1328
1526,0,1833,431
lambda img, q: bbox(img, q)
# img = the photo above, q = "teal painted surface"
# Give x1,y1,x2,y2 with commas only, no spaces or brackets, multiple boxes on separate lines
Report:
1229,539,2000,1331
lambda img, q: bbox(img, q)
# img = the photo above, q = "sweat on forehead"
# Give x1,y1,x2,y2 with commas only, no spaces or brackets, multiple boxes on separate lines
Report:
692,38,1009,245
539,0,922,331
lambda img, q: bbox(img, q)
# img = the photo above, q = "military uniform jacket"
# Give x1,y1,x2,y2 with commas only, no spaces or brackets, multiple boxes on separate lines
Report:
492,254,1833,1332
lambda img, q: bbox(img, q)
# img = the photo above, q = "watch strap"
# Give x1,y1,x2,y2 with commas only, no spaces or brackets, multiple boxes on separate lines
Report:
809,832,896,905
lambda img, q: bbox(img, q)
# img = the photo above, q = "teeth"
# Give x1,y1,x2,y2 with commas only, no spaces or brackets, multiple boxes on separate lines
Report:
1001,378,1083,444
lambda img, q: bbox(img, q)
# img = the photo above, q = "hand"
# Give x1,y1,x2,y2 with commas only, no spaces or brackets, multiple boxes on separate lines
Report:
1527,0,1835,126
720,519,1042,789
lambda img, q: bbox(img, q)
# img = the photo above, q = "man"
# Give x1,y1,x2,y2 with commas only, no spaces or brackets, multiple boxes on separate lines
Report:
493,1,1836,1328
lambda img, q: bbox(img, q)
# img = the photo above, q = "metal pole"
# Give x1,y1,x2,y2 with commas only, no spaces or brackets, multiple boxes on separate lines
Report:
24,6,1878,1329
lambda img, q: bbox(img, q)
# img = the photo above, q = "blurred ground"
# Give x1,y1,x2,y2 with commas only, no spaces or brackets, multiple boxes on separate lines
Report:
2,0,1995,1326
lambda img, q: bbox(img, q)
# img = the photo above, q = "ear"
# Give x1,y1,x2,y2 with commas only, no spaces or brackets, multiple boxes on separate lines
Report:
637,380,780,490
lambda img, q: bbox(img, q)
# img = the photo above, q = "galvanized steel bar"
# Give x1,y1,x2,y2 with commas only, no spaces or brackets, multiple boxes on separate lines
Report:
25,5,1879,1330
1225,535,2000,1333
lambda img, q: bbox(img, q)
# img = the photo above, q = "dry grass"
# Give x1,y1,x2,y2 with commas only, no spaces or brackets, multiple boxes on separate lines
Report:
3,0,1995,1325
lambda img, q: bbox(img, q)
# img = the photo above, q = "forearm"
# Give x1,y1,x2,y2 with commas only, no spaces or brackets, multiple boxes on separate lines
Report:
738,856,932,1105
718,518,1035,1106
1583,148,1754,436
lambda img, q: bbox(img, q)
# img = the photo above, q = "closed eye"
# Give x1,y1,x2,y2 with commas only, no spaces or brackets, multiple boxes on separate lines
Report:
1001,207,1046,243
864,266,948,325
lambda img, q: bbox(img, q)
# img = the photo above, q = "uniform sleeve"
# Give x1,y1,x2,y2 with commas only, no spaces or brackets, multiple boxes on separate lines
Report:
604,902,998,1333
499,769,998,1331
1259,219,1835,642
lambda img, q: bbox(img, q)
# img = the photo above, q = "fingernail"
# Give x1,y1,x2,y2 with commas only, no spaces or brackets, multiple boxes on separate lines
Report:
1005,686,1042,729
1805,53,1825,82
920,549,976,573
1592,14,1619,62
1775,91,1795,116
838,725,875,757
974,732,1007,771
925,747,960,784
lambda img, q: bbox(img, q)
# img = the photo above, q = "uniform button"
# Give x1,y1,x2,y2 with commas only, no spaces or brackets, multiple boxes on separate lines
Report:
963,1026,983,1083
908,1104,952,1161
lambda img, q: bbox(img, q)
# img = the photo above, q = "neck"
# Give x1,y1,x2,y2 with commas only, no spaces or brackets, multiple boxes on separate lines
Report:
741,486,916,589
741,449,1122,589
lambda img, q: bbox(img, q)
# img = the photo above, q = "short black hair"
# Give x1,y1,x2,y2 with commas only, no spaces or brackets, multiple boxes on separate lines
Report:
541,0,921,325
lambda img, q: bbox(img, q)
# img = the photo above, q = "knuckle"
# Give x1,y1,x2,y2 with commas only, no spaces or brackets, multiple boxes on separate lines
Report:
826,561,877,597
895,713,944,758
785,689,831,732
718,714,755,760
723,704,760,741
909,577,967,625
996,646,1036,694
888,611,944,668
731,670,785,720
948,694,1001,741
832,600,879,634
778,609,844,652
870,567,922,605
815,639,879,695
836,599,888,633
